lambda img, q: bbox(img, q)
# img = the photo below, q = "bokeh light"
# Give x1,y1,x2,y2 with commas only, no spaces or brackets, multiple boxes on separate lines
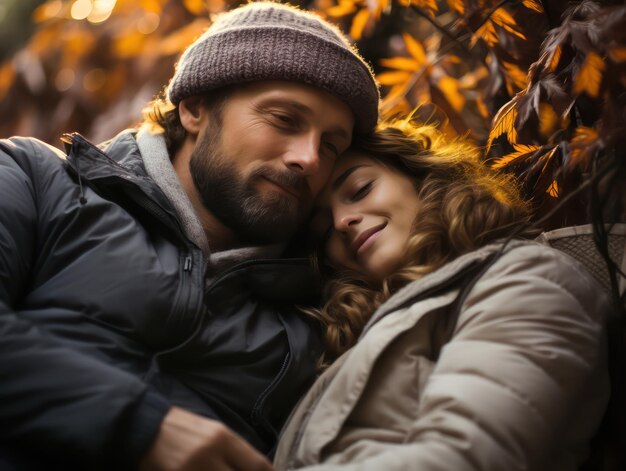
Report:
137,12,160,35
88,0,117,24
55,68,75,92
71,0,93,20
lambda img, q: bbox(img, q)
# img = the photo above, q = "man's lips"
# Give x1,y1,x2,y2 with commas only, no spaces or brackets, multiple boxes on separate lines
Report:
352,222,387,257
261,176,300,200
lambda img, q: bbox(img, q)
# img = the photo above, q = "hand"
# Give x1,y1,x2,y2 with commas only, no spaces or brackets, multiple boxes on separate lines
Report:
139,406,275,471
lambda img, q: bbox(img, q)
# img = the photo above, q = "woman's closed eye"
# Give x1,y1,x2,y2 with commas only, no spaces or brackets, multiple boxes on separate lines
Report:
322,141,339,158
351,181,373,201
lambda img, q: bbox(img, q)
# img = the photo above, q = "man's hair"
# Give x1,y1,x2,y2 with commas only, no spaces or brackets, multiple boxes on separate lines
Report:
141,90,231,156
308,118,535,364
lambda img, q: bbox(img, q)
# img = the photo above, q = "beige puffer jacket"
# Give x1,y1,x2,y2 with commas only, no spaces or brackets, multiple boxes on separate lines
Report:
275,240,610,471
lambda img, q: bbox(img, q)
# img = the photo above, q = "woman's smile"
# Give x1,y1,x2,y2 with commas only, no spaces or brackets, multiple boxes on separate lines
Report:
313,150,421,283
353,222,387,258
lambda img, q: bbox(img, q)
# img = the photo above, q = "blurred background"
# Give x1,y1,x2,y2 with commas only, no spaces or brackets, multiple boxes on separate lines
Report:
0,2,624,467
0,0,624,222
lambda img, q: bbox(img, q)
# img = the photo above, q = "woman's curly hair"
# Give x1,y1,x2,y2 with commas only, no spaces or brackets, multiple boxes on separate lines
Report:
309,118,535,365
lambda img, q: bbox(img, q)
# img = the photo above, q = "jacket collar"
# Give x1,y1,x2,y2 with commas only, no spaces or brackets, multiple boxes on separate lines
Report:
360,240,527,338
63,130,144,177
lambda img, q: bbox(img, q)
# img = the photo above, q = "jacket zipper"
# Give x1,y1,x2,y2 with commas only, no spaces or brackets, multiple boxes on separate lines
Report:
250,351,291,430
65,134,206,342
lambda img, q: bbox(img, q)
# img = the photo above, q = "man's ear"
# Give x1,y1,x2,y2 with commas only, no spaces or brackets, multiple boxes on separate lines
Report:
178,96,206,135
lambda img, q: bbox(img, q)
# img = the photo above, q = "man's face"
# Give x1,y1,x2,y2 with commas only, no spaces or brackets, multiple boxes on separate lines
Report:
189,80,355,244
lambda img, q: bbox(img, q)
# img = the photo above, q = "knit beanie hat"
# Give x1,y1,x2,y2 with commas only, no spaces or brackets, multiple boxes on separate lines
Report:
167,1,379,132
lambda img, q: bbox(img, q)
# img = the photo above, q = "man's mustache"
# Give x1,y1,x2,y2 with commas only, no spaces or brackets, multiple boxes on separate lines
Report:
250,167,309,200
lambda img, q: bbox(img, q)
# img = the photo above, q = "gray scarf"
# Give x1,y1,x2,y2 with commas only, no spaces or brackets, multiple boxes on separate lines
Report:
135,127,283,277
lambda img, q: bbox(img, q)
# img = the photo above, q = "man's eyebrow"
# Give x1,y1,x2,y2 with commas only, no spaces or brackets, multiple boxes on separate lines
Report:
261,99,351,140
260,99,313,116
332,165,367,190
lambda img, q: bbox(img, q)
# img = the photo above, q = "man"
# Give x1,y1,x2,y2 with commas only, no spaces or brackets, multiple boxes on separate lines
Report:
0,2,378,470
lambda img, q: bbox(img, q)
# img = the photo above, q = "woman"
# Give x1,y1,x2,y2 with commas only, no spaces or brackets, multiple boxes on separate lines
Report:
274,119,609,470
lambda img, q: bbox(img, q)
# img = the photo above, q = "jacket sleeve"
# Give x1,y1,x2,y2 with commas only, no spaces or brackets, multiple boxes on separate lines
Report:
289,243,609,471
0,138,169,468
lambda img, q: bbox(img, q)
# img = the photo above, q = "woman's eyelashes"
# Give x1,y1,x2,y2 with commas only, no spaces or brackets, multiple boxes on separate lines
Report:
350,181,373,201
318,181,374,244
323,141,339,158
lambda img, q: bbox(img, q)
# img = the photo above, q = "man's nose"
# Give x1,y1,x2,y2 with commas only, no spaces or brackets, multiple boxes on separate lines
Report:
283,134,320,177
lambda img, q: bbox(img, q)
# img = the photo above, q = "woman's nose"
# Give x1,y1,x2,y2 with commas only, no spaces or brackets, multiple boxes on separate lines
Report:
335,212,362,233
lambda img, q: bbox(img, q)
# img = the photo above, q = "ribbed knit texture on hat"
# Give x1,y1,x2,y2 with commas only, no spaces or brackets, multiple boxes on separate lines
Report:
167,1,379,132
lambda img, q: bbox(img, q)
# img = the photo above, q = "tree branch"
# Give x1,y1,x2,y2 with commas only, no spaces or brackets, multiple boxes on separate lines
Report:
409,5,487,67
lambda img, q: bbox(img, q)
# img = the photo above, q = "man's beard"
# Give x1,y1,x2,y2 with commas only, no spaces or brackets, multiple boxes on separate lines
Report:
189,123,310,245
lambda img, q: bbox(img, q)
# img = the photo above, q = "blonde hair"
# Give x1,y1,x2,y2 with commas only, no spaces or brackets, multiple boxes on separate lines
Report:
310,118,534,364
140,88,232,155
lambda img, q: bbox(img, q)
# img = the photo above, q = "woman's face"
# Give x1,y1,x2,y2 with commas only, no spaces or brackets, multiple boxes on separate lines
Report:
311,150,421,283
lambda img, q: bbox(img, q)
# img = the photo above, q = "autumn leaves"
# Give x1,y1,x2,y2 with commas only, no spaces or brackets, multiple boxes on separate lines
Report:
323,0,623,211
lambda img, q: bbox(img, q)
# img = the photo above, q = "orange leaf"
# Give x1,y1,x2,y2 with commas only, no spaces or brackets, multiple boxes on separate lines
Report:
416,86,431,107
381,82,413,116
573,52,605,98
403,33,427,66
608,47,626,63
381,98,412,119
399,0,438,17
487,99,519,151
538,102,559,138
158,19,210,56
326,0,357,17
517,145,559,178
471,8,526,46
424,33,441,54
492,8,526,40
548,45,562,72
491,144,540,169
471,19,498,47
438,76,466,112
458,66,489,90
522,0,544,14
571,127,599,143
570,126,600,166
475,96,490,119
350,8,370,40
501,61,528,94
447,0,465,15
377,71,413,86
183,0,207,15
546,180,559,198
379,57,421,71
381,83,409,107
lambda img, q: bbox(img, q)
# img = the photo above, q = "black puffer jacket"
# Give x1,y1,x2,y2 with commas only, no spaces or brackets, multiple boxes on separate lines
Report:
0,132,322,469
